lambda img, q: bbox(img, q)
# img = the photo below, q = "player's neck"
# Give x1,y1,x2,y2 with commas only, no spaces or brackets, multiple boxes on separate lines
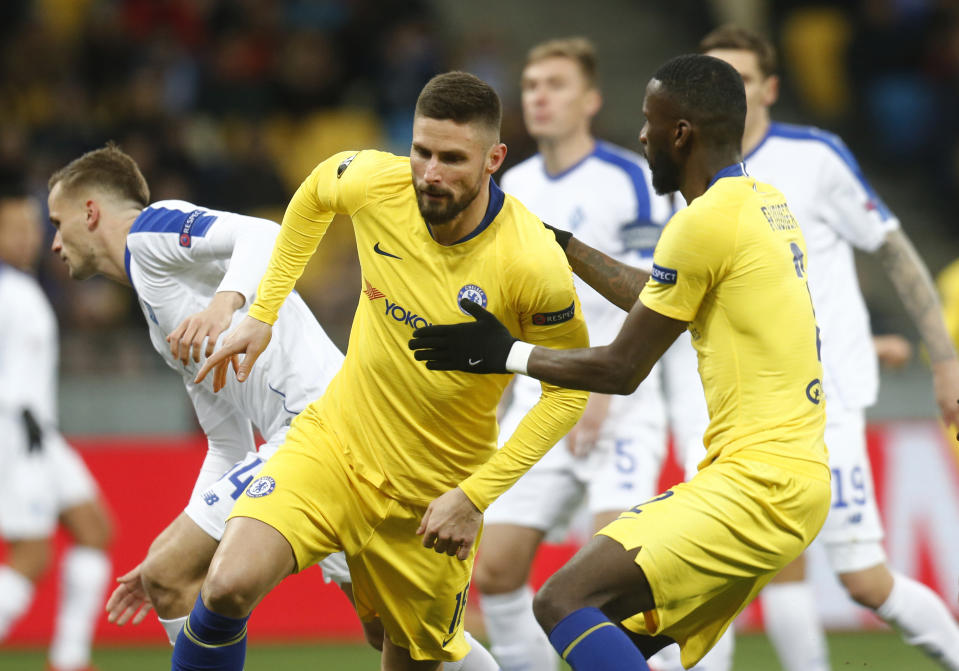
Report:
428,183,490,246
100,209,141,286
680,149,743,203
742,112,771,156
538,132,595,177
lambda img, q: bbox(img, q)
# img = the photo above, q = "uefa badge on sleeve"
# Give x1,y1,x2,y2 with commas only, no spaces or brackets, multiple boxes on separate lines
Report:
457,284,487,314
245,476,276,498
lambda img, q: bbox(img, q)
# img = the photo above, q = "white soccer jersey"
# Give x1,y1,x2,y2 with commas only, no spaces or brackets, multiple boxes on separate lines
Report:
496,142,673,494
124,201,344,496
745,123,900,409
0,263,59,428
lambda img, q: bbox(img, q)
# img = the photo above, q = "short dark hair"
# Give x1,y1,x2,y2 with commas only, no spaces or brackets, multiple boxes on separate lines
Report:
699,24,777,77
652,54,746,150
414,71,502,139
49,142,150,207
526,37,598,88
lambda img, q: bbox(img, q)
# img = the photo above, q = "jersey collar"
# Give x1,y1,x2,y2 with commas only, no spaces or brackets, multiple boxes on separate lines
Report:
707,162,747,189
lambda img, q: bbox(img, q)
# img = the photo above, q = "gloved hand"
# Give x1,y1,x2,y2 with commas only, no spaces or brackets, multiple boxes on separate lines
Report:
409,299,517,373
543,222,572,251
22,408,42,453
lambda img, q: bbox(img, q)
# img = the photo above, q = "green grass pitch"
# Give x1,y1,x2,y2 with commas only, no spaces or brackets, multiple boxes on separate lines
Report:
0,631,946,669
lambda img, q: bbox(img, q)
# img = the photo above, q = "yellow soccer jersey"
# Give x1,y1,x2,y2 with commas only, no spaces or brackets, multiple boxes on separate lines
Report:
640,165,827,471
249,150,589,510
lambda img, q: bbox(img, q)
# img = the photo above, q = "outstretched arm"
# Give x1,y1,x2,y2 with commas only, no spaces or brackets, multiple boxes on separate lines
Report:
876,229,959,428
410,298,686,394
564,236,650,313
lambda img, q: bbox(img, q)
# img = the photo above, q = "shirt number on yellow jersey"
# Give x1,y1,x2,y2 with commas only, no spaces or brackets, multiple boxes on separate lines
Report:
790,242,823,362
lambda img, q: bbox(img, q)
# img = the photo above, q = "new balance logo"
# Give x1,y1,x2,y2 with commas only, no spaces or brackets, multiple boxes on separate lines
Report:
203,491,219,506
364,279,385,300
374,242,402,259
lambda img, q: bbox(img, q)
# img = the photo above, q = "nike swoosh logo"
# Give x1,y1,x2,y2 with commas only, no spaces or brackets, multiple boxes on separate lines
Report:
373,242,402,259
468,358,483,367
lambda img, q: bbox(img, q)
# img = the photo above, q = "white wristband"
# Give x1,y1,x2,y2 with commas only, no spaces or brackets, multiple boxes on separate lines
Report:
505,341,535,375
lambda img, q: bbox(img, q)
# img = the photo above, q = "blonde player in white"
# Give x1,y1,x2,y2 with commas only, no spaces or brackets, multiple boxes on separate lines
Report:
47,145,497,671
697,25,959,671
475,38,727,671
0,185,113,671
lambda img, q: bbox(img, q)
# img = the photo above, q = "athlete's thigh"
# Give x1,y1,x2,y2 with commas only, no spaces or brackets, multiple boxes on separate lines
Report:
819,406,883,545
145,512,220,585
473,523,546,592
347,495,477,664
227,412,357,571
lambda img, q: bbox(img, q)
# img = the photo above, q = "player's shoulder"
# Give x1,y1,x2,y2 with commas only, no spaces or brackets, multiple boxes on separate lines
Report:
129,200,214,236
336,150,410,196
763,122,859,168
497,193,567,271
591,140,648,171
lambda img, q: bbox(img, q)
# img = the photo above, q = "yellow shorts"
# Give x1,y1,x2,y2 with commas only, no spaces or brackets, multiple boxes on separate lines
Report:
228,409,476,662
599,450,830,669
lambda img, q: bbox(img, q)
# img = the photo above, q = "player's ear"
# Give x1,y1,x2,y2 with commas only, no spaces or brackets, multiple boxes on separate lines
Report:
84,198,100,230
762,74,780,107
584,88,602,118
487,142,507,175
674,119,692,152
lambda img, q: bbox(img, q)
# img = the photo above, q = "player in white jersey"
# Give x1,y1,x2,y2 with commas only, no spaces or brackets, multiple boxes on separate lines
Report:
698,25,959,671
473,38,725,671
46,145,496,671
0,184,113,671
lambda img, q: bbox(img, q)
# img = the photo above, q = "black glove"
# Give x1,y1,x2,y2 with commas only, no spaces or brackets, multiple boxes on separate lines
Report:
22,408,43,453
409,299,517,373
543,222,572,251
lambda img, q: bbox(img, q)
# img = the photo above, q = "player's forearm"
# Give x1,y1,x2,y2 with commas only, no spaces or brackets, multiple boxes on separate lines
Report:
565,237,649,312
878,229,958,363
459,387,588,510
525,344,650,394
249,200,332,324
216,220,282,305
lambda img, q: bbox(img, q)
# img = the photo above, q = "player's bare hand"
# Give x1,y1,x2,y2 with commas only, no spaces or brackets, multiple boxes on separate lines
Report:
873,334,913,370
417,487,482,561
105,562,153,626
567,393,610,458
194,315,273,392
167,291,245,366
932,357,959,438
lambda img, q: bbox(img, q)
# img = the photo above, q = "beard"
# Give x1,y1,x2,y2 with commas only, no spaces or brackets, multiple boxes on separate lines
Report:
648,146,682,195
414,179,482,225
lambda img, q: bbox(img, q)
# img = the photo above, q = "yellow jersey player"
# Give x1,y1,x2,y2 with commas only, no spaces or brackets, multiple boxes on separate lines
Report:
171,71,589,671
410,54,832,670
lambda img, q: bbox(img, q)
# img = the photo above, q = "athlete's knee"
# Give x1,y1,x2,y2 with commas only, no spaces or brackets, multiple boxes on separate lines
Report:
532,574,578,634
142,552,195,616
839,566,893,610
62,499,113,550
200,563,263,619
473,552,529,595
6,539,53,582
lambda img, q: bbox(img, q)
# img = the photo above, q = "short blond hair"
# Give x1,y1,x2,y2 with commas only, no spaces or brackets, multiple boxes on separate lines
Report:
49,142,150,207
526,37,598,87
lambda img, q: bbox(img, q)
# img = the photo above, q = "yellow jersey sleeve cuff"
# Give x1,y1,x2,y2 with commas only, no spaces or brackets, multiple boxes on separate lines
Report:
638,292,695,323
247,303,278,326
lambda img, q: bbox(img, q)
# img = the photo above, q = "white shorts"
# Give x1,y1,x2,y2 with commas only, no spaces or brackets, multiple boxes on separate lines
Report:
485,369,667,530
185,447,352,586
0,416,99,540
816,404,886,573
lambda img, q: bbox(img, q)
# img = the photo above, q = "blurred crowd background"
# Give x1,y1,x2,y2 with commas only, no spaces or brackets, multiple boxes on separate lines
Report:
1,0,957,432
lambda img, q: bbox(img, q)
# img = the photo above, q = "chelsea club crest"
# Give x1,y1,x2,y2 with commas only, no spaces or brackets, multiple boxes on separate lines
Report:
245,476,276,498
457,284,487,314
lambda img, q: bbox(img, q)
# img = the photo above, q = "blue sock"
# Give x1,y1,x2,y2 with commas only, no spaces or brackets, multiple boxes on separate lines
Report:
547,606,650,670
171,594,249,670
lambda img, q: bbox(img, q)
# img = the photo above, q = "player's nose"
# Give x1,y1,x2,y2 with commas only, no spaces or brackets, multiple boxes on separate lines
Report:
50,231,61,253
